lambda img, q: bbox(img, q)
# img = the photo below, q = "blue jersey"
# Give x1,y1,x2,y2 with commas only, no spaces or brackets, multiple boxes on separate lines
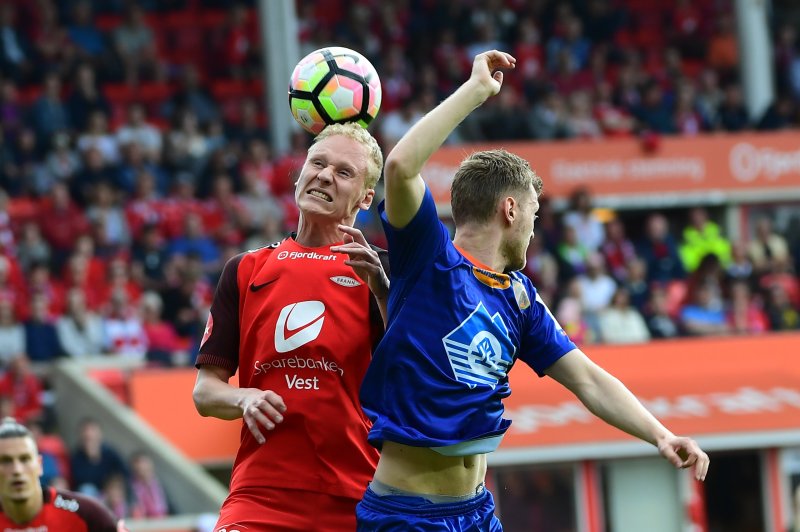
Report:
360,186,576,454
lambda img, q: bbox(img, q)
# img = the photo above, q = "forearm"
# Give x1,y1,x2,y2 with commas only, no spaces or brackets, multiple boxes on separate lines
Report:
385,79,491,182
576,367,673,446
193,373,246,420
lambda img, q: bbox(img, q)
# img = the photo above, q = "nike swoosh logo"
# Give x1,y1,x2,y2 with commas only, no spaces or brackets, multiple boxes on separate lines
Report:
250,278,278,292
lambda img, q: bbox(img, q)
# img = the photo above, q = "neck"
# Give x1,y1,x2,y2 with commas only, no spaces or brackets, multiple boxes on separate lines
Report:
453,226,505,272
294,213,354,247
2,491,43,524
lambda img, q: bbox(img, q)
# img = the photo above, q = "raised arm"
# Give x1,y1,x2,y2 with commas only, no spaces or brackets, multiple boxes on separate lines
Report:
545,349,709,481
383,51,516,228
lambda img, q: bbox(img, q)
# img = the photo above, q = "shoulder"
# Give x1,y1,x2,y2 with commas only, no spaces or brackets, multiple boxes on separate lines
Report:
50,488,119,529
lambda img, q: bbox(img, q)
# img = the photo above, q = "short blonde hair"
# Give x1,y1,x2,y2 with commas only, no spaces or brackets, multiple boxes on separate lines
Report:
314,123,383,189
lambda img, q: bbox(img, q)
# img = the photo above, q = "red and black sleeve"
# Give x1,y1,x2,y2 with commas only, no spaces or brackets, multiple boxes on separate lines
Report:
196,253,246,373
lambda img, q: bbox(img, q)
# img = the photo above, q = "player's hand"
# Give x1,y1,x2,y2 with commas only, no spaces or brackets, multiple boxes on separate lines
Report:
470,50,516,98
239,388,287,444
331,225,389,300
657,435,709,481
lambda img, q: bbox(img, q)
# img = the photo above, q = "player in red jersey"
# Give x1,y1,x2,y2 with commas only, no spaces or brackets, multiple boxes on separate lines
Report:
0,417,125,532
193,122,388,531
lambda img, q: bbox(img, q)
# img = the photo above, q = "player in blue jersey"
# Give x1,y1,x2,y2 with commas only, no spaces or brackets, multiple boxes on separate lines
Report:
357,50,710,531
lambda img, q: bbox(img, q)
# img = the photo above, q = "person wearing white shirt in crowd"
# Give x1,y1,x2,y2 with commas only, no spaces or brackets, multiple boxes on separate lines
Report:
562,187,605,251
598,287,651,344
116,103,162,163
56,289,104,359
101,289,147,360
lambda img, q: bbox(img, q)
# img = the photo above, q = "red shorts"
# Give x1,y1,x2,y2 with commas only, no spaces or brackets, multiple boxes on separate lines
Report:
215,486,359,531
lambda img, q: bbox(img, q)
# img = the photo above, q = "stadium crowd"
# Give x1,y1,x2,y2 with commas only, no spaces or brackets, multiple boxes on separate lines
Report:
0,0,799,522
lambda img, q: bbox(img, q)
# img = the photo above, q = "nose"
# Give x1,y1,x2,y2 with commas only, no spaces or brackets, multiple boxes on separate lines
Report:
316,165,334,184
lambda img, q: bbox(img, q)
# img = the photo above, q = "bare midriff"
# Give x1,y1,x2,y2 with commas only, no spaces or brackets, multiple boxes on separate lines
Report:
373,441,487,496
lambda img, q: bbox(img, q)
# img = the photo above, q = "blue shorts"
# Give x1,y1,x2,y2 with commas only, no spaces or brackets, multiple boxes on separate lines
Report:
356,483,502,531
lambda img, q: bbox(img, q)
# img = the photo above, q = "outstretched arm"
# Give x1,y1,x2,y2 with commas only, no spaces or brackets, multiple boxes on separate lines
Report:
545,349,709,481
383,51,516,229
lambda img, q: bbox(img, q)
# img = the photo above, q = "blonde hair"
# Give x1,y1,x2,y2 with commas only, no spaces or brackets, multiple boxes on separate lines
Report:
314,123,383,189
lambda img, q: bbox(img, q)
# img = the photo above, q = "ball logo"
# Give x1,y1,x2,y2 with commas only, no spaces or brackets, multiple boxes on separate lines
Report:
277,251,290,260
275,301,325,353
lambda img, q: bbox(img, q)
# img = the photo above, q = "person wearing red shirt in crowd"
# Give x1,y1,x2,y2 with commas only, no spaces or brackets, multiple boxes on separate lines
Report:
193,123,388,531
37,182,91,271
0,355,42,424
0,417,125,531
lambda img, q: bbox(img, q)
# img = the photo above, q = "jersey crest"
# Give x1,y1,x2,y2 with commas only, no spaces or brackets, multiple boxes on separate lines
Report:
442,302,515,389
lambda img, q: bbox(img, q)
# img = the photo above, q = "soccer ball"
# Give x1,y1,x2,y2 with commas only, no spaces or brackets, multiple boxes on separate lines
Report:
288,46,382,135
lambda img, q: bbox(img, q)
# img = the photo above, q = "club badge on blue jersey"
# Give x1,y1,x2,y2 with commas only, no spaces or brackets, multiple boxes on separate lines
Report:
442,302,516,389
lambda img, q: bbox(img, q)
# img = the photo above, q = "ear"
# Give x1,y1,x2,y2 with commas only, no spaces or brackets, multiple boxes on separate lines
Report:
502,196,517,226
358,188,375,211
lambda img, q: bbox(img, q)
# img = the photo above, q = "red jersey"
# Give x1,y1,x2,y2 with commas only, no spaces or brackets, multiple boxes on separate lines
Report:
0,486,120,531
197,237,385,501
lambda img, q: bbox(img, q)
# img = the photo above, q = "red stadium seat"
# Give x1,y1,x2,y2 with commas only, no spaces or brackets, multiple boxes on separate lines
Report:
89,369,130,405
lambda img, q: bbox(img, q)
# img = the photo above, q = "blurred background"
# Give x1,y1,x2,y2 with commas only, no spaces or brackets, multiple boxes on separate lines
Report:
0,0,799,530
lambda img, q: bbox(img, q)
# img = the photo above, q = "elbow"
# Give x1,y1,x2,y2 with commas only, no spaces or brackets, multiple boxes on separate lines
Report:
192,385,210,417
383,153,413,183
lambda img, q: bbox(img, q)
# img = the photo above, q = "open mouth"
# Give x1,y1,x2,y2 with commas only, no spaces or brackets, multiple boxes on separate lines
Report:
307,189,333,202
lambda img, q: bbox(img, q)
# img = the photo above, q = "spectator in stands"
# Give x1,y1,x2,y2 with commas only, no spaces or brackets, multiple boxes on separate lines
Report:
116,103,163,164
576,252,617,338
757,93,796,131
765,284,800,331
37,182,91,270
113,4,160,84
24,262,65,319
679,283,730,337
555,279,594,345
220,4,258,80
623,257,651,313
546,16,591,72
380,96,423,151
0,3,33,83
706,14,738,76
523,236,559,306
727,281,769,335
601,218,637,282
593,80,634,137
598,287,651,344
0,355,43,424
30,73,70,147
167,212,221,274
24,294,63,363
556,224,590,280
40,132,81,196
30,0,75,80
725,242,755,288
101,288,147,361
673,81,704,135
131,224,168,291
100,473,132,520
9,129,39,198
563,187,605,251
748,217,791,276
645,287,681,339
695,69,723,128
717,83,750,132
129,451,170,518
86,181,131,255
67,1,108,64
161,64,219,127
566,90,602,138
164,110,210,174
140,291,186,366
56,288,104,359
638,212,685,283
77,110,120,165
758,256,800,308
634,80,676,134
0,298,24,369
527,87,573,140
70,418,127,497
679,207,732,273
226,98,268,153
66,64,111,133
